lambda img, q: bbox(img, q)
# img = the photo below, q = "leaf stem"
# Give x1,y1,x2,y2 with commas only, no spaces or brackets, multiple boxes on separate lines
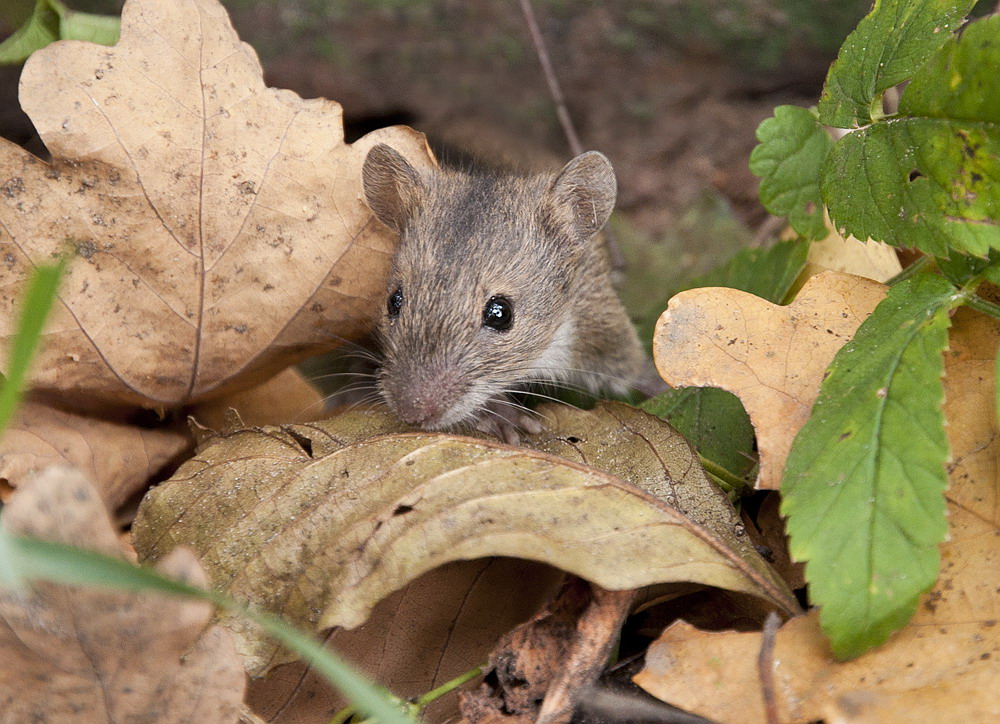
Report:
885,255,931,286
964,294,1000,320
412,664,486,708
700,455,751,498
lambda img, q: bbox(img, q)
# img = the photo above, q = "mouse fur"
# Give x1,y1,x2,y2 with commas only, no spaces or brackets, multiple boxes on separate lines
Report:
362,144,648,442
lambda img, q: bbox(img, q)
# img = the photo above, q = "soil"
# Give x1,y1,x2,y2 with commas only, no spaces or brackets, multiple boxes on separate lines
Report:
1,0,869,252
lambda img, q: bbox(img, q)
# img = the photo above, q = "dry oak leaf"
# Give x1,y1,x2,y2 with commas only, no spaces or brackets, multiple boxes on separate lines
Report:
0,465,245,723
634,305,1000,723
190,366,327,429
0,0,433,409
654,270,886,489
247,558,562,724
132,405,798,678
0,399,189,509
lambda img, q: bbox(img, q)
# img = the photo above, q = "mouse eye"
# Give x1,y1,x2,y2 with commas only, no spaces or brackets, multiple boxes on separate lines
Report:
387,287,403,318
482,295,514,332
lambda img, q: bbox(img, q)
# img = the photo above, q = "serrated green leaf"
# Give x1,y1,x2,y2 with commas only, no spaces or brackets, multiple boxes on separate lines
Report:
782,273,958,659
750,105,833,240
817,0,974,128
0,0,58,65
59,10,120,46
823,15,1000,256
639,387,756,481
682,237,811,304
937,248,1000,286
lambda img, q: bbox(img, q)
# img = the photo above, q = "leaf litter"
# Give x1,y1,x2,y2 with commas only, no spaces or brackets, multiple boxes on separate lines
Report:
0,465,245,722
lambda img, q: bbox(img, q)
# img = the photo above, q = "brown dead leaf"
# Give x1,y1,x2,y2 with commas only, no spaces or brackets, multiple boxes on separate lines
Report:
653,270,886,488
248,559,562,724
0,400,188,508
0,0,433,409
191,366,327,428
0,465,245,722
634,305,1000,723
132,404,797,677
783,212,901,294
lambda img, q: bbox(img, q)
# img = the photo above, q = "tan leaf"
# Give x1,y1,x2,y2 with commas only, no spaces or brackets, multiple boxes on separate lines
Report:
0,400,188,508
783,212,902,291
191,366,327,428
634,306,1000,723
247,559,562,723
653,270,886,488
0,465,245,722
132,404,797,677
0,0,433,409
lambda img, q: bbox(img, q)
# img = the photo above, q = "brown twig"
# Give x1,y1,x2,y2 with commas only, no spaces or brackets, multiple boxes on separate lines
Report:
536,585,638,724
517,0,582,157
517,0,626,273
757,611,783,724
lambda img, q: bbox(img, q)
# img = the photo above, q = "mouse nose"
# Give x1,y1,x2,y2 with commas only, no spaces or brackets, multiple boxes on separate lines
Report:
382,367,467,428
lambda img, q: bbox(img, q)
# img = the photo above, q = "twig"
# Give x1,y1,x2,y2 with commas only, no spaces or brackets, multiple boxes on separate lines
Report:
518,0,626,273
517,0,582,157
536,585,638,724
757,611,782,724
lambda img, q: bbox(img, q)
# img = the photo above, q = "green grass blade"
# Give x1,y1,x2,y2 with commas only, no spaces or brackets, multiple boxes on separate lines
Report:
0,259,65,433
0,534,413,724
782,273,958,659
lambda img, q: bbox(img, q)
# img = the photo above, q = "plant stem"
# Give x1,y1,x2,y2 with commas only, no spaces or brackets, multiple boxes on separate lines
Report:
700,455,750,498
412,664,486,709
885,255,931,286
964,294,1000,320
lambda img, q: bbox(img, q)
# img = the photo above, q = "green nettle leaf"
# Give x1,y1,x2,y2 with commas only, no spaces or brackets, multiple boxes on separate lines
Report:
823,14,1000,257
642,238,809,479
59,10,120,46
817,0,975,128
639,387,756,480
782,273,959,659
0,0,59,65
750,105,833,241
682,237,810,304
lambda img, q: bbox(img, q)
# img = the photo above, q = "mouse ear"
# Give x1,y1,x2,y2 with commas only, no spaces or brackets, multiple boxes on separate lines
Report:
549,151,617,236
362,144,424,232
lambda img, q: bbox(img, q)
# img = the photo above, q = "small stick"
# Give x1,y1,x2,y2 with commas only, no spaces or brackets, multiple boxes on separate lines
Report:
518,0,626,273
757,611,782,724
518,0,582,157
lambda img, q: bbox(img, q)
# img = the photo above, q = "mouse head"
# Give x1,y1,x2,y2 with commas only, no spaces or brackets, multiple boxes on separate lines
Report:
362,144,616,431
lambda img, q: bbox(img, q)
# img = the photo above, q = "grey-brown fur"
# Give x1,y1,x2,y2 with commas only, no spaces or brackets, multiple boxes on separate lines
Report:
362,144,647,439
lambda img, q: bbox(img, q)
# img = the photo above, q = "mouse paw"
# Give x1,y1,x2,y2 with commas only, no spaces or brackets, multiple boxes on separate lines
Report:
475,397,544,445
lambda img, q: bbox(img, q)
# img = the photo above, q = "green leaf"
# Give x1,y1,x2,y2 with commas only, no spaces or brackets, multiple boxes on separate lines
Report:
0,0,58,65
937,248,1000,287
782,273,958,659
59,10,120,46
0,534,413,724
823,14,1000,257
640,387,756,481
750,105,833,240
817,0,974,128
681,237,810,304
0,259,65,433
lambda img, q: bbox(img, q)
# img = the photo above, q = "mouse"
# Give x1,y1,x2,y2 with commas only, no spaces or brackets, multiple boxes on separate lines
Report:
361,143,651,443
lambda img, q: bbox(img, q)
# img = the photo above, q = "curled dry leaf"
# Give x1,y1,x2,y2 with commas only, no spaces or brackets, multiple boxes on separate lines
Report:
0,0,433,409
634,306,1000,723
132,403,798,677
247,559,563,724
0,399,188,508
653,270,886,489
0,465,245,722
